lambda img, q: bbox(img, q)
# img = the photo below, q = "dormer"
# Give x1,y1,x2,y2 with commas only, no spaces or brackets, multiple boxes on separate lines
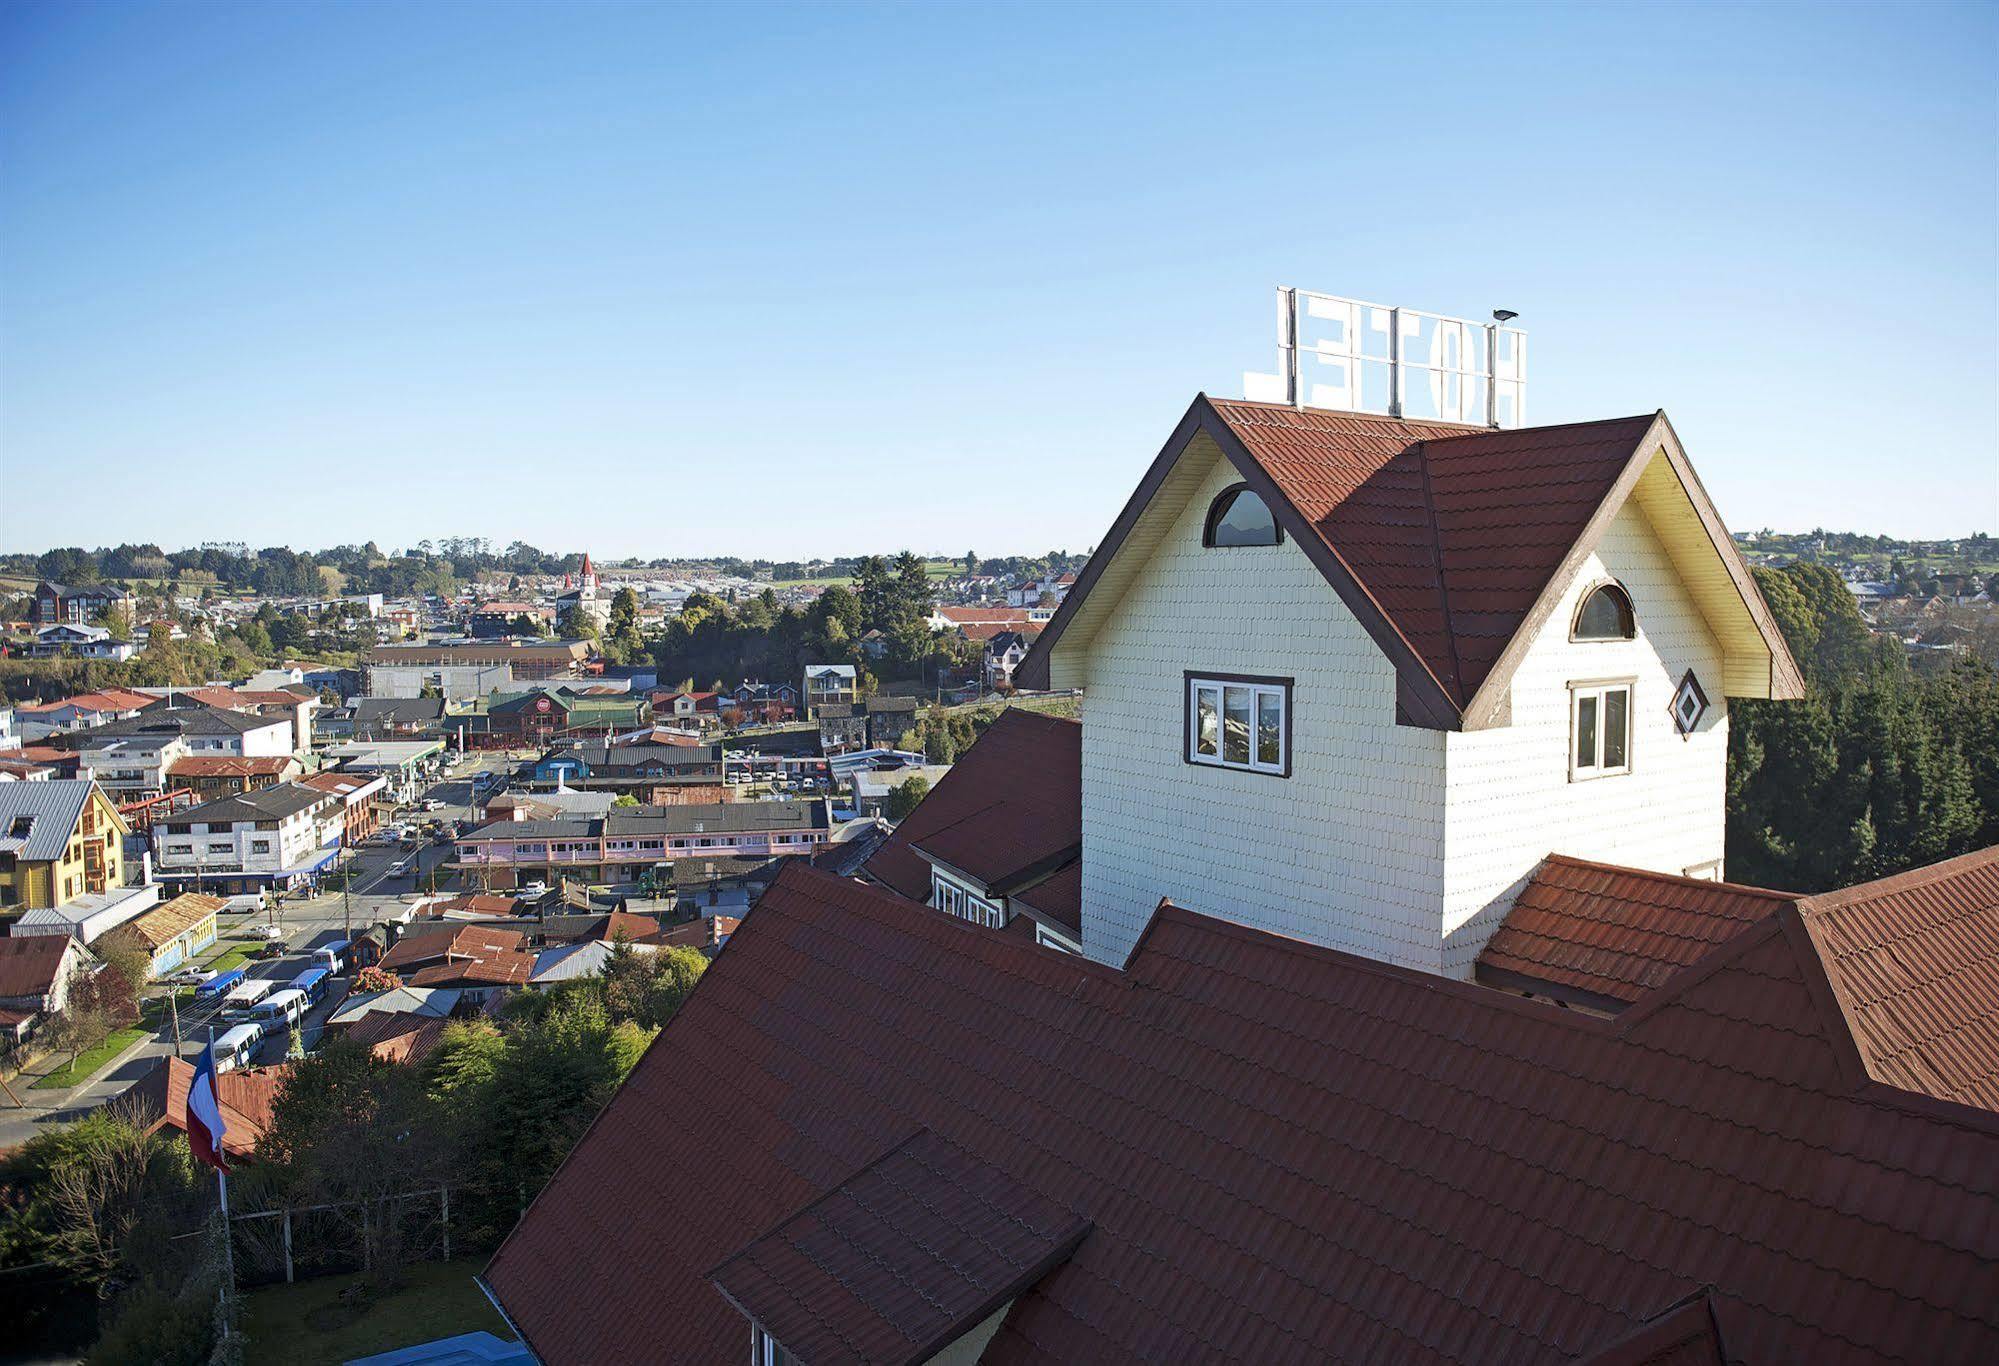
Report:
1019,394,1800,975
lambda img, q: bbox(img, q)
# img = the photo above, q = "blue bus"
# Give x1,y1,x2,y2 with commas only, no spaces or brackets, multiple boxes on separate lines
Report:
194,967,246,1003
313,940,351,974
288,966,331,1004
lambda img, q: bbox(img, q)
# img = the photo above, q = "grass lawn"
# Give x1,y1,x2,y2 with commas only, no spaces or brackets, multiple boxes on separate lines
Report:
239,1258,514,1366
31,1006,157,1090
203,943,257,975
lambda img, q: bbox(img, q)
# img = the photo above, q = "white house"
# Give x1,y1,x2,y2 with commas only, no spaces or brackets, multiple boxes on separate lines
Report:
75,733,190,800
1018,396,1800,976
151,782,345,894
29,624,138,661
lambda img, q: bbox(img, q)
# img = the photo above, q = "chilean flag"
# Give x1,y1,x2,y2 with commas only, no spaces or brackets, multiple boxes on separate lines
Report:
186,1040,229,1173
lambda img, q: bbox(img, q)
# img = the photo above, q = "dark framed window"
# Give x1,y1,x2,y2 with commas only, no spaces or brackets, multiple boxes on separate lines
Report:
1185,672,1292,777
1572,582,1636,641
1202,484,1283,548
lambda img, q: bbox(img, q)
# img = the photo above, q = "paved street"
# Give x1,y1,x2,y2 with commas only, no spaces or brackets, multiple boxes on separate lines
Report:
0,749,517,1149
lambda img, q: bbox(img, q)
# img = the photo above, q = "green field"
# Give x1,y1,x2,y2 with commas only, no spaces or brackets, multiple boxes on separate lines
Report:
239,1258,515,1366
31,1001,162,1090
769,559,960,588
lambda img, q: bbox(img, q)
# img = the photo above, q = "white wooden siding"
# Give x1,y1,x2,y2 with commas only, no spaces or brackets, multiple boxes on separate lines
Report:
1439,501,1729,974
1079,448,1450,972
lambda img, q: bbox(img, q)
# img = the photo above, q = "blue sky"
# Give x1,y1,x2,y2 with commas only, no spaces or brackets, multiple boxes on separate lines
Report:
2,1,1993,558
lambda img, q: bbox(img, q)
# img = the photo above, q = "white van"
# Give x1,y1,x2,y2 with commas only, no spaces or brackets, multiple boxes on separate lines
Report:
249,988,308,1033
213,1023,264,1072
220,978,276,1020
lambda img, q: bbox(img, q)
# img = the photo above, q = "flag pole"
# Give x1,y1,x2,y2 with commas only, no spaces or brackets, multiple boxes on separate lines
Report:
206,1026,237,1342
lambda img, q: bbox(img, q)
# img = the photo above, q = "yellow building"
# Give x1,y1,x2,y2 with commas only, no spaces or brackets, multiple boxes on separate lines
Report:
0,779,131,914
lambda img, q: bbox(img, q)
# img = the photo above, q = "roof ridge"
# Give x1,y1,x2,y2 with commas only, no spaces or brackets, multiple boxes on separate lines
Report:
1541,852,1801,902
1802,842,1999,911
1410,440,1467,704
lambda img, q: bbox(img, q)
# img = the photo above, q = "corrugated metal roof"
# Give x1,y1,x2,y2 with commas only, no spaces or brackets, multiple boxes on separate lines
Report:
0,779,97,861
484,863,1999,1364
1476,856,1797,1010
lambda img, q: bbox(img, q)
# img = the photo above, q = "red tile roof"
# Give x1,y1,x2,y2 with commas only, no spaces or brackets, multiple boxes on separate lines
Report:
1010,860,1081,939
168,755,296,778
1019,398,1801,724
652,915,739,952
710,1128,1090,1364
1800,845,1999,1110
409,952,535,988
1476,856,1798,1010
955,621,1041,643
379,924,526,972
862,709,1079,901
484,863,1999,1364
1206,399,1658,709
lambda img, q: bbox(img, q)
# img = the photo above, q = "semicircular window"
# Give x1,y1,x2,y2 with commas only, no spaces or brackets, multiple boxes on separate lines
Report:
1574,583,1636,641
1203,485,1282,547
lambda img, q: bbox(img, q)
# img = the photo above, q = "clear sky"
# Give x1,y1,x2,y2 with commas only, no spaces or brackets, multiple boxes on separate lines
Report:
2,1,1994,558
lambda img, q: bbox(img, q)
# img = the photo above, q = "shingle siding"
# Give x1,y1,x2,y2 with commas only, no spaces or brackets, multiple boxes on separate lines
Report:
1080,448,1450,972
1078,448,1731,979
1440,502,1730,974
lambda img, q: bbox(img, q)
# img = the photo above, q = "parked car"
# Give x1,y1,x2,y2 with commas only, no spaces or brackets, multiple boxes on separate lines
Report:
418,797,444,811
167,966,215,987
253,923,286,943
515,880,548,897
390,857,416,877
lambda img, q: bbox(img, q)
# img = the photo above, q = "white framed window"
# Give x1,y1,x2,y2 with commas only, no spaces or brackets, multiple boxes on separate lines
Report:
1682,859,1722,881
1186,674,1290,776
1570,680,1633,780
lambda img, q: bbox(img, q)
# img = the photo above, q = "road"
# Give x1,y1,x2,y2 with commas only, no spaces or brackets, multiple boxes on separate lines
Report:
0,748,517,1148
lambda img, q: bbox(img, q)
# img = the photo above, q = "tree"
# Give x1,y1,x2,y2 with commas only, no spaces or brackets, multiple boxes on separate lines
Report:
556,606,599,641
259,1038,450,1288
601,940,707,1029
351,965,403,994
886,775,930,822
964,551,980,578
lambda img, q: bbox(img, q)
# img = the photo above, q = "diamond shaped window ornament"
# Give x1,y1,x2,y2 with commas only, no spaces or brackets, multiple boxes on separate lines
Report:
1672,670,1709,736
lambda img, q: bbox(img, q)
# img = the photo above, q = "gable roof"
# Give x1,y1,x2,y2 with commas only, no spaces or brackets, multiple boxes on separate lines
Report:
167,755,297,779
0,780,101,861
709,1128,1091,1365
0,934,78,999
1019,396,1803,728
1476,856,1798,1012
1798,845,1999,1110
861,709,1080,901
109,893,225,951
484,863,1999,1364
123,1057,287,1159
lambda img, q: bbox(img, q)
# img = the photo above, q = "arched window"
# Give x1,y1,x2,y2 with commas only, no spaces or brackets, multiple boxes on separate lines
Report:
1203,485,1282,547
1573,582,1636,641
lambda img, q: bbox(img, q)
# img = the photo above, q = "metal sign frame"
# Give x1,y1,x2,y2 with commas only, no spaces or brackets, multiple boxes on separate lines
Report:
1249,288,1527,428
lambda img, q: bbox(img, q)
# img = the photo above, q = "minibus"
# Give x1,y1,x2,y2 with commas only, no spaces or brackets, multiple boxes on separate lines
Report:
249,988,309,1033
213,1022,263,1072
220,978,276,1021
194,966,246,1003
288,966,331,1004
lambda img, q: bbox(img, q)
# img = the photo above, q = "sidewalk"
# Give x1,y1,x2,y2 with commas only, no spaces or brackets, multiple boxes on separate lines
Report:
0,1018,167,1148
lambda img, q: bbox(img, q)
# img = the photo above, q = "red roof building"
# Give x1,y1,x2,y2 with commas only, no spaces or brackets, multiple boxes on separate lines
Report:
486,861,1999,1364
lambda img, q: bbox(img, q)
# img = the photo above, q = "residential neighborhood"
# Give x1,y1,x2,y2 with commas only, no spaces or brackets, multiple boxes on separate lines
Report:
3,4,1995,1365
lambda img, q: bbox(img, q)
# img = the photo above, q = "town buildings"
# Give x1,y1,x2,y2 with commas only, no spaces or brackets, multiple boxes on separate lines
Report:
152,782,344,894
801,663,857,716
0,932,96,1042
27,579,134,627
454,801,832,889
362,641,593,698
814,695,919,754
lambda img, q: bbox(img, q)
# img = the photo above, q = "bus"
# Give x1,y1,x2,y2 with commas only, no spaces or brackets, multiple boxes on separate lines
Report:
249,988,309,1033
288,967,331,1004
220,978,276,1021
213,1022,263,1072
194,967,246,1003
314,940,351,974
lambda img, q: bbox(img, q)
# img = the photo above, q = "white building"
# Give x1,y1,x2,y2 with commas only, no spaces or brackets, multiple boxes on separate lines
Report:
152,782,345,894
10,883,161,944
75,733,190,800
1019,397,1800,976
28,624,138,661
